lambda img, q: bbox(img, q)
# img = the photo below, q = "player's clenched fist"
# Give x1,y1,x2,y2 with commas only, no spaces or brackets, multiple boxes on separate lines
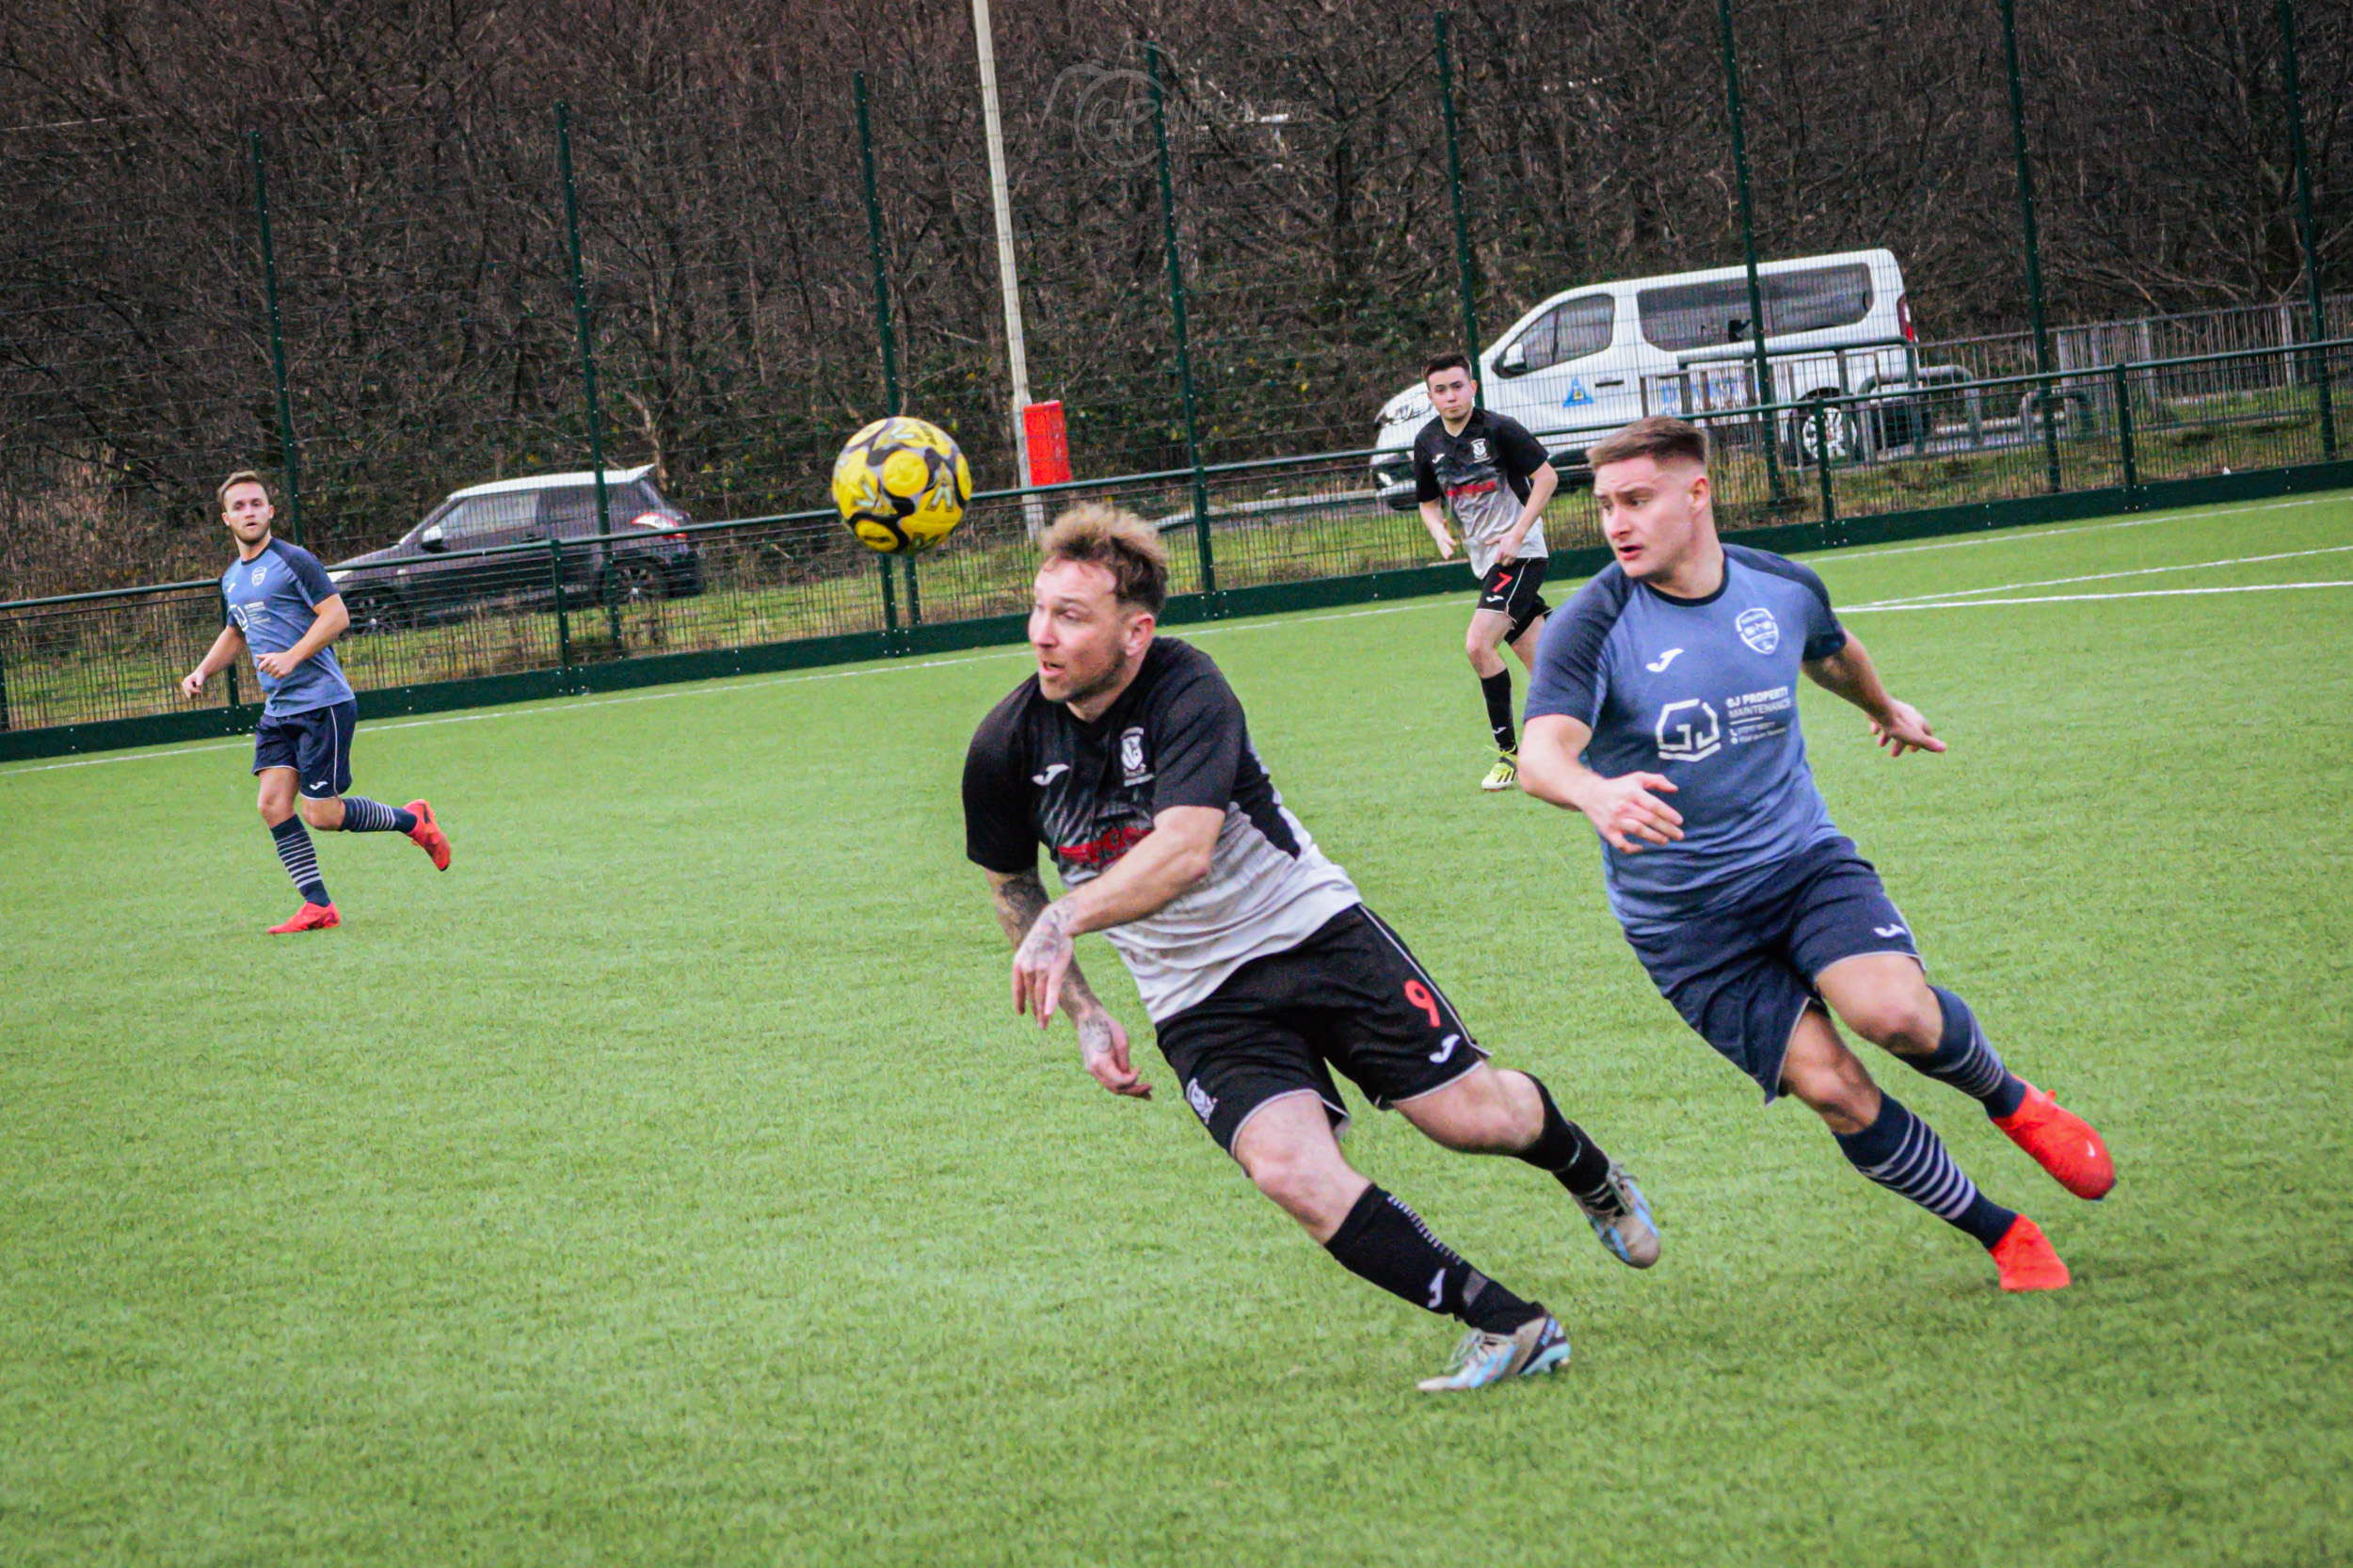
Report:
1576,772,1684,855
1075,1010,1150,1099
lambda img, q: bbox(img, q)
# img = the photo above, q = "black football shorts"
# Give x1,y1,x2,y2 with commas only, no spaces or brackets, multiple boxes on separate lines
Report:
1152,904,1491,1157
1476,556,1551,643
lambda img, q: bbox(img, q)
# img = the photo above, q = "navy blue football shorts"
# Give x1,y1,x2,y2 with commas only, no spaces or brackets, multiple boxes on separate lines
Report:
252,698,358,800
1622,836,1921,1102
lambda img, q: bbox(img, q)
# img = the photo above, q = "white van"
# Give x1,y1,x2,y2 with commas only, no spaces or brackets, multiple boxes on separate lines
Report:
1369,248,1917,505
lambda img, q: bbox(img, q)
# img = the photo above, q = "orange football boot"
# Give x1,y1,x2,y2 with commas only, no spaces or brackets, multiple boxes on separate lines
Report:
405,799,452,871
1990,1215,2070,1291
268,902,341,935
1993,1080,2116,1200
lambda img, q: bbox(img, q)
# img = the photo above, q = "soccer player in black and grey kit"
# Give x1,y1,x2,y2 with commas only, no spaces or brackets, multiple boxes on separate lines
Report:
1412,353,1560,792
963,504,1657,1392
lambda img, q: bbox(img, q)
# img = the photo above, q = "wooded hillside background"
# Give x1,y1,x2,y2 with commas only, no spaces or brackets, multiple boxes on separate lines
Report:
2,0,2345,594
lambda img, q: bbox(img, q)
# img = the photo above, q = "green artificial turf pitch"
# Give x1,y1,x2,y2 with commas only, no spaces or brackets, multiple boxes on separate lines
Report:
4,494,2350,1566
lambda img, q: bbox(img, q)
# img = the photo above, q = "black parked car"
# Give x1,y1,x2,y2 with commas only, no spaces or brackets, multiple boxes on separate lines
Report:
327,467,704,632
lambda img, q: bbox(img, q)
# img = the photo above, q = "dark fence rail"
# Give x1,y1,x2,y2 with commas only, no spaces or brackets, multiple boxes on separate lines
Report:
6,337,2345,743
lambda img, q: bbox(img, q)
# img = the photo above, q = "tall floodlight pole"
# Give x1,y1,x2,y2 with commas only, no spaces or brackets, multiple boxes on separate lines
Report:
972,0,1037,504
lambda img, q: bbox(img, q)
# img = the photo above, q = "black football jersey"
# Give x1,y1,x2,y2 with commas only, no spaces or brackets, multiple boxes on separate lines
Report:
963,638,1359,1019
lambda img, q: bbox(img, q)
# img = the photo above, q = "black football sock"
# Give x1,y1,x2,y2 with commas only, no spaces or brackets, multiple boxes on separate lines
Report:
338,797,418,834
1480,668,1517,753
1900,986,2028,1118
1833,1093,2017,1248
269,816,330,906
1322,1184,1542,1334
1516,1075,1614,1203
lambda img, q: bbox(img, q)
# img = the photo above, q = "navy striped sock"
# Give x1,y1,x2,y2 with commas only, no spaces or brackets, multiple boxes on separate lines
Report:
1833,1094,2016,1248
1907,987,2027,1118
339,797,417,834
269,817,329,906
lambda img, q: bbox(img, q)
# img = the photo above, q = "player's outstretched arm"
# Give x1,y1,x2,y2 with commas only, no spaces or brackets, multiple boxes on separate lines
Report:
180,624,247,700
985,867,1149,1099
1517,713,1685,854
1801,633,1945,757
254,593,350,680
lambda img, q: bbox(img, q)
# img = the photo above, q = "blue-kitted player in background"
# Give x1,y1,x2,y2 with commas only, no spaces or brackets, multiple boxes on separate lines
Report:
1518,417,2113,1293
181,471,450,932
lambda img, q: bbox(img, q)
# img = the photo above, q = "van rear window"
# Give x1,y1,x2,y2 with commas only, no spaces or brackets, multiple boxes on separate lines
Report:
1639,264,1874,352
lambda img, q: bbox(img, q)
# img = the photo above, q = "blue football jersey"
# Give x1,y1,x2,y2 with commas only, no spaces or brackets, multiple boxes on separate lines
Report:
1526,544,1850,927
221,539,356,716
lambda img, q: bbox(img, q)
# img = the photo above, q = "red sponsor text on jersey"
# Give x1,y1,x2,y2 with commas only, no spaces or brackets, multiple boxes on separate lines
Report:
1059,824,1151,868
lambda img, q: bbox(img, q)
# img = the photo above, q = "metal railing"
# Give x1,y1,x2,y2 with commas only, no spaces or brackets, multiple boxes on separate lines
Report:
6,335,2345,738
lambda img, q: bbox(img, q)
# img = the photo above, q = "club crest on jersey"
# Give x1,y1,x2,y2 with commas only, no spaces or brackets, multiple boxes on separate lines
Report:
1736,607,1780,654
1469,438,1489,460
1119,726,1152,786
249,565,272,588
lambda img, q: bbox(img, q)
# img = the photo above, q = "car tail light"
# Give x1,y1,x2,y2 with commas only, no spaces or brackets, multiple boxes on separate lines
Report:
631,509,689,542
1897,294,1915,343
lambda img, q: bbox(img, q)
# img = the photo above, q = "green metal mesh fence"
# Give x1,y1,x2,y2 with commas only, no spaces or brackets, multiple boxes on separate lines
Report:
2,2,2348,741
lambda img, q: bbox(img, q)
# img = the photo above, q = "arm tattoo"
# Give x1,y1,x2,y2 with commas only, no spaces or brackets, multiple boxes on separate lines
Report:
989,871,1107,1023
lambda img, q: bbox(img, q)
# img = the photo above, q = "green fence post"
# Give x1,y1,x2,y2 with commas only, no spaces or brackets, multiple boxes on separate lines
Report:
0,630,8,731
549,536,572,670
1814,405,1836,523
2113,363,2137,497
902,554,921,626
1714,0,1785,506
1147,43,1216,602
2281,0,2336,460
878,552,899,638
1434,13,1482,404
246,132,305,547
555,102,616,651
854,72,904,417
1997,0,2063,494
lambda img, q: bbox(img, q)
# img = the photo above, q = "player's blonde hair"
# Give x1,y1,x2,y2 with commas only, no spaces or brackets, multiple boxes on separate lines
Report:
1038,503,1169,615
1587,416,1708,472
216,470,273,512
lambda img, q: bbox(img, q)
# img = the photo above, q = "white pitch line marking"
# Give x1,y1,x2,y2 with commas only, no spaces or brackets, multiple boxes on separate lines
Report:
1849,543,2353,609
1845,579,2353,612
1813,492,2346,566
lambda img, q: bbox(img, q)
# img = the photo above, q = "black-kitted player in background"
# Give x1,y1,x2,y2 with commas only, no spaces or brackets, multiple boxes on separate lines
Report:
1412,353,1560,792
963,504,1657,1393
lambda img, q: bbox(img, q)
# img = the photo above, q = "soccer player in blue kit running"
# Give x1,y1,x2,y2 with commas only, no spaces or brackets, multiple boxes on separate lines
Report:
1517,418,2114,1291
180,472,450,932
